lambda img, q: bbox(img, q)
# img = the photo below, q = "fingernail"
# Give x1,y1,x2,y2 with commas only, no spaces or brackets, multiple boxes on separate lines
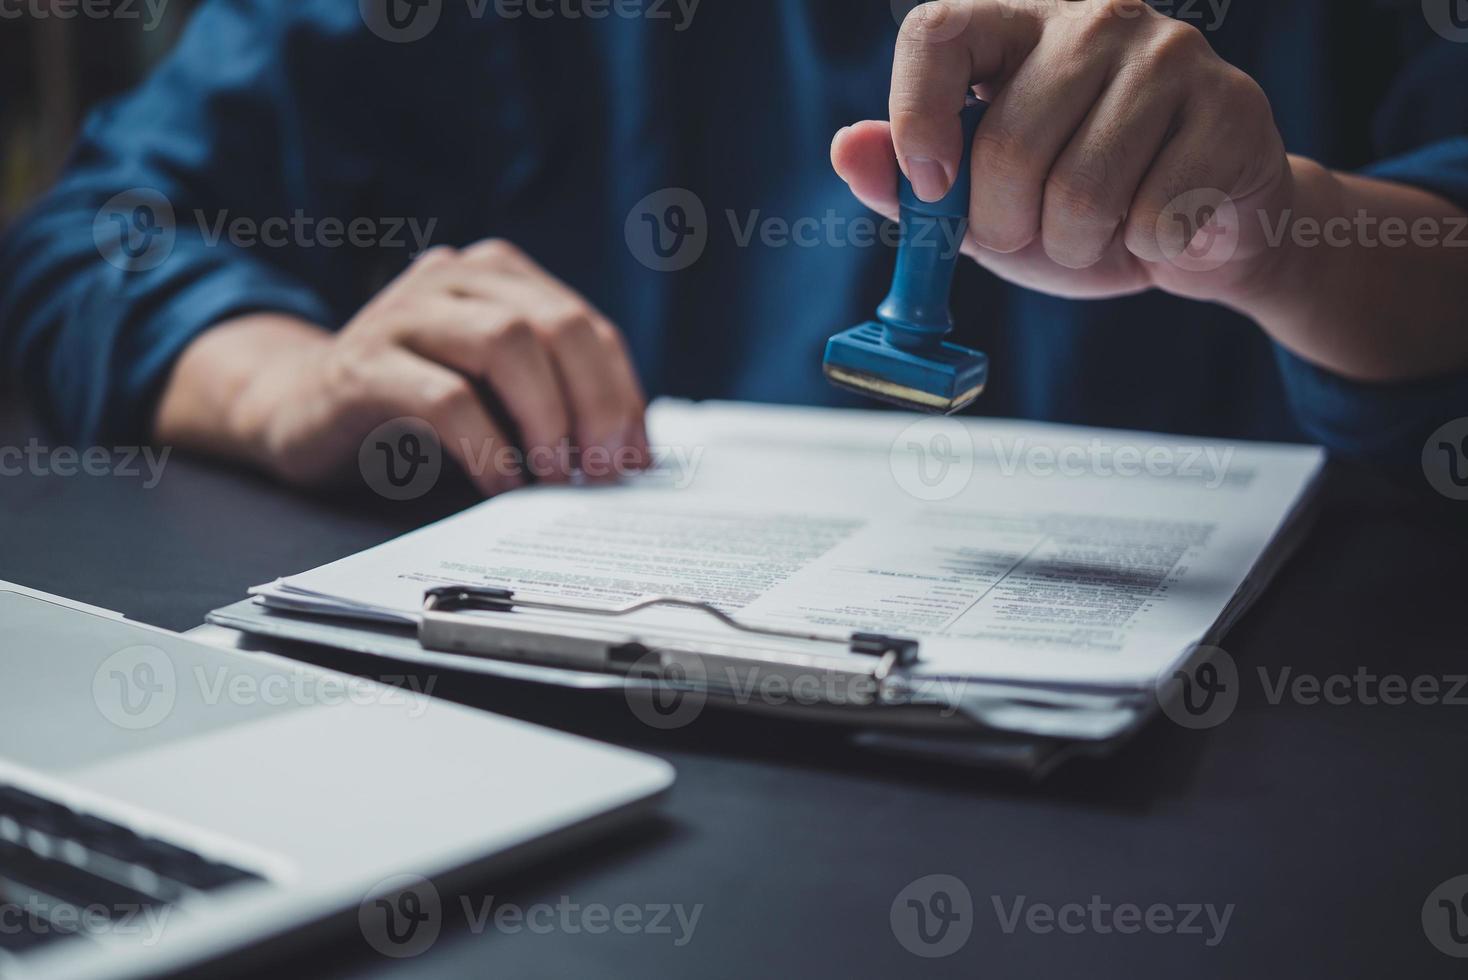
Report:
906,156,950,203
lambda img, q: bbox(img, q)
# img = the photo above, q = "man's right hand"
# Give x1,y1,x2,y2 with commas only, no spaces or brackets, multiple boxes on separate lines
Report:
155,239,649,496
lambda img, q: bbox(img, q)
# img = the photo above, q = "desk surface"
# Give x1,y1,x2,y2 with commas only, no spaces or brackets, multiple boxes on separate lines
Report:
2,407,1466,979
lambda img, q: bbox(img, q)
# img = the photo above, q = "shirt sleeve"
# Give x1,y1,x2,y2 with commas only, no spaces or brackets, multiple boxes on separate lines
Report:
1273,39,1468,466
0,0,385,445
1274,347,1467,465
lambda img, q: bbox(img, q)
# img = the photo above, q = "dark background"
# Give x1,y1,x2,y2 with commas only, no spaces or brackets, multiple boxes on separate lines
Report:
1,0,200,227
2,0,200,422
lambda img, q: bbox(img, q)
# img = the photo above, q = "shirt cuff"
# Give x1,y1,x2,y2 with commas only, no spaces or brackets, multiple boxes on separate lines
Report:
1359,137,1468,212
50,252,335,446
1273,345,1468,466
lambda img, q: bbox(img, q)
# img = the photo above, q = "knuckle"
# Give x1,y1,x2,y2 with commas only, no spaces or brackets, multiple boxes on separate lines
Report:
541,311,597,347
1047,146,1125,226
413,245,457,268
1046,173,1112,227
463,237,525,266
486,315,536,349
1068,0,1143,44
1093,0,1149,22
1147,18,1207,64
888,105,938,141
1218,66,1268,113
971,127,1033,187
421,376,476,417
586,316,625,349
402,246,456,281
1161,157,1216,207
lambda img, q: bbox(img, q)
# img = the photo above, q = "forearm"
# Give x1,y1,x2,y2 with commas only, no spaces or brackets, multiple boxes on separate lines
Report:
1235,157,1468,384
154,315,332,470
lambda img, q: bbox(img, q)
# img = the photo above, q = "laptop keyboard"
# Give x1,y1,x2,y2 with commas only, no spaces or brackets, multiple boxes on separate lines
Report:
0,784,264,952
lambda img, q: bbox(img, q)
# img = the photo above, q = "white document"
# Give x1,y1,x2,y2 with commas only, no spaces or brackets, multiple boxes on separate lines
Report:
254,401,1323,690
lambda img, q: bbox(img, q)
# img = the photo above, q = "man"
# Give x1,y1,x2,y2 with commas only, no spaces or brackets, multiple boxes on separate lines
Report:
2,0,1466,495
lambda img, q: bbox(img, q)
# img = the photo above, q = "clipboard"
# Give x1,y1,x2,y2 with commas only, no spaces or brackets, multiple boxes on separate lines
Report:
197,400,1328,776
203,472,1326,772
204,582,1156,769
417,585,924,705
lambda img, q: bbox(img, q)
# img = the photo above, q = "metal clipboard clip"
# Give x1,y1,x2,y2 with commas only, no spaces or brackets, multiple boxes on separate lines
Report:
418,586,922,706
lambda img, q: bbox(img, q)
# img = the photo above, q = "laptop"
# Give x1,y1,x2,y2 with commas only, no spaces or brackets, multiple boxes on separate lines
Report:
0,586,674,979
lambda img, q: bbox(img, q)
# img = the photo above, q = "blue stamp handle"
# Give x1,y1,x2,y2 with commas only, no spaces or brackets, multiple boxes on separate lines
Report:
877,97,987,352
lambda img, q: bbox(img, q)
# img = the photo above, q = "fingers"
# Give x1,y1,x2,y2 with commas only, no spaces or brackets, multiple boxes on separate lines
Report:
397,296,574,480
966,27,1112,254
583,311,651,466
833,121,992,265
849,0,1286,295
1039,63,1184,268
539,309,648,478
454,241,648,475
1122,69,1280,266
361,240,648,487
831,121,901,221
890,0,1040,201
1121,131,1245,273
344,345,520,497
831,118,1149,296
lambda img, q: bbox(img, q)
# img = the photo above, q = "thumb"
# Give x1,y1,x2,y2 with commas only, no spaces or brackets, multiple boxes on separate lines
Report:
833,119,989,263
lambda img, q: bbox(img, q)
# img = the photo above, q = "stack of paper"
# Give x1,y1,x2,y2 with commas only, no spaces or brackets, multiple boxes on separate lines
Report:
218,400,1324,758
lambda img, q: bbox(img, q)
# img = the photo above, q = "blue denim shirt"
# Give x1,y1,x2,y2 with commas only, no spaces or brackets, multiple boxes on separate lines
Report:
3,0,1467,465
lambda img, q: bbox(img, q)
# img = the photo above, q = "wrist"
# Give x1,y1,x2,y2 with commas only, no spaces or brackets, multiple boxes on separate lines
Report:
1218,157,1468,382
1226,155,1344,328
228,322,336,476
156,314,332,470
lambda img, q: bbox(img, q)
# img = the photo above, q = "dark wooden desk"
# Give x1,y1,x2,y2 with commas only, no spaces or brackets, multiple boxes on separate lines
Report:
2,406,1465,979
